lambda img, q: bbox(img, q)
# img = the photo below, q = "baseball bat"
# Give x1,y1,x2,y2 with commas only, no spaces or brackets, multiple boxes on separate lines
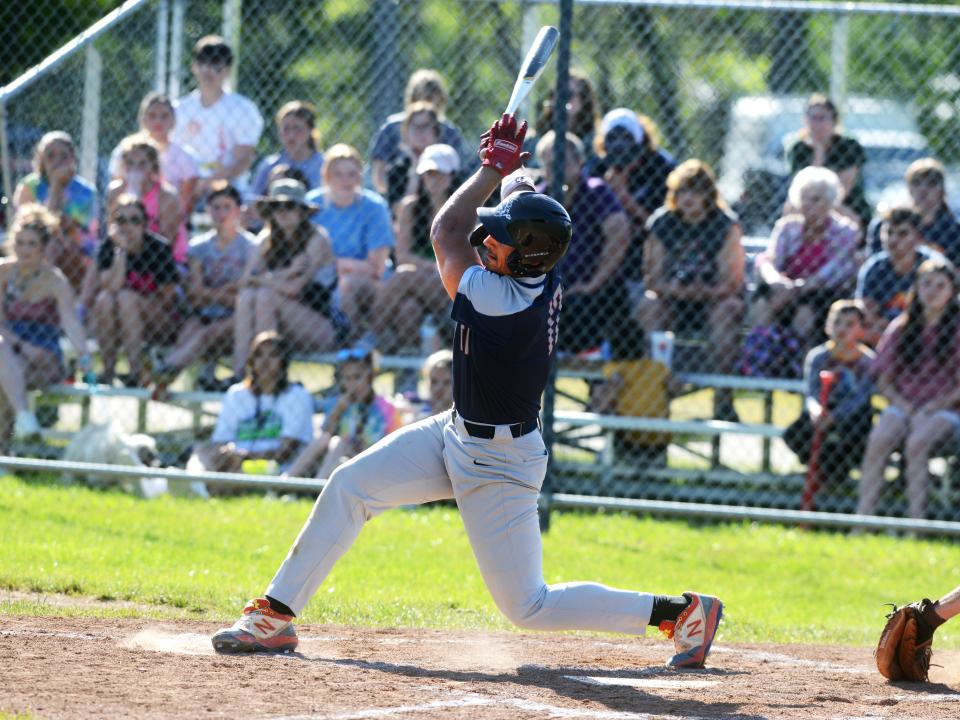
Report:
504,25,560,116
801,370,836,512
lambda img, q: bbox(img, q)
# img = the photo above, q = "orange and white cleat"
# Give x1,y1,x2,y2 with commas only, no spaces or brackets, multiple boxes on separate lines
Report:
212,597,298,654
665,592,723,668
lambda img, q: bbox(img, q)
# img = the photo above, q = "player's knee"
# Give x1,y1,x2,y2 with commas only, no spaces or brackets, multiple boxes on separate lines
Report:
495,588,547,630
324,461,376,521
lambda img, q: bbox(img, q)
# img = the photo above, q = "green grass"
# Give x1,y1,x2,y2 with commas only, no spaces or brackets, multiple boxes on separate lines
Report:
2,473,958,648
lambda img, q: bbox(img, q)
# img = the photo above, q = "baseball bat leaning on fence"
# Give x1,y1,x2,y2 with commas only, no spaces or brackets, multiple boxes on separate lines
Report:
504,26,560,116
801,370,836,512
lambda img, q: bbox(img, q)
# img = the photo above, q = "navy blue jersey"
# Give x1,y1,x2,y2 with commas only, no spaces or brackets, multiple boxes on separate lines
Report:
451,265,562,424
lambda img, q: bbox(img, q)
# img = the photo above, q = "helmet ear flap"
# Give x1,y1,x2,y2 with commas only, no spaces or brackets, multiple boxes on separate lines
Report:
469,224,488,247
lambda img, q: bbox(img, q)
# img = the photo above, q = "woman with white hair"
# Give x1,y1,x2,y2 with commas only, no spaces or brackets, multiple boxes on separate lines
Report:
741,166,860,376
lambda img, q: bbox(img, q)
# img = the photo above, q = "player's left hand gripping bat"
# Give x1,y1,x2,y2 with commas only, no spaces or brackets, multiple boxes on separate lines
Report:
504,25,560,117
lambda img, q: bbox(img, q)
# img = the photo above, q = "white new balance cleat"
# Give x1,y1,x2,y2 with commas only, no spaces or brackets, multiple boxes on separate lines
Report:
664,592,723,668
212,597,298,654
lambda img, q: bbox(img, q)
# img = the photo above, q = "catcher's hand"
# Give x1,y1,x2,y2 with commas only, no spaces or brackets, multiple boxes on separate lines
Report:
875,599,936,682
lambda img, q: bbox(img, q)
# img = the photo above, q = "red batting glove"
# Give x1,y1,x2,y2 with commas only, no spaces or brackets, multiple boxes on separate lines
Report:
480,114,528,177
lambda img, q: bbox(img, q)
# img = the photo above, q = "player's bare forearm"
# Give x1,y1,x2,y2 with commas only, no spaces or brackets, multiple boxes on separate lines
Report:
431,166,501,258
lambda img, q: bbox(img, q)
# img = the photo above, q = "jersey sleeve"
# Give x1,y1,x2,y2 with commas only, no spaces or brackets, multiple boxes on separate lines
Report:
454,265,543,318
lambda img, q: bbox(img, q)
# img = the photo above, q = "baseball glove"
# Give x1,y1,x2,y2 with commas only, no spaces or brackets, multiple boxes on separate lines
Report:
875,599,936,682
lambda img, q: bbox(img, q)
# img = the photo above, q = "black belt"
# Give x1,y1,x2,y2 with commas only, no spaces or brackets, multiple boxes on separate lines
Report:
454,410,540,439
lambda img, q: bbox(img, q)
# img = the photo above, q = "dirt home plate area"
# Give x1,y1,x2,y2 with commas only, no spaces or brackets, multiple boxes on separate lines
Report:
2,616,960,720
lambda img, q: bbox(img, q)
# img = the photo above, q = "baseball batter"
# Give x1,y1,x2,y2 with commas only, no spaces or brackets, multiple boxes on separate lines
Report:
212,114,723,668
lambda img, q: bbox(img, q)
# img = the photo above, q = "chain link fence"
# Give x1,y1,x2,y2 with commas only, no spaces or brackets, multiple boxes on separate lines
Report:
3,0,960,527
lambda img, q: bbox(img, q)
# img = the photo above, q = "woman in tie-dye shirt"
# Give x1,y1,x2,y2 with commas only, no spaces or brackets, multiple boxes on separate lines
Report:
13,131,98,296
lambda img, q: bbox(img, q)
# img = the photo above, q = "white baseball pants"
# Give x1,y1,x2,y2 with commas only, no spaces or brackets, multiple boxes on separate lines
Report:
266,409,654,633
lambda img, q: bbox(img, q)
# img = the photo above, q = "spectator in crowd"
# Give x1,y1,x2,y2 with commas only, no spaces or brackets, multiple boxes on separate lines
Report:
858,259,960,519
188,331,314,486
856,206,939,346
173,35,264,199
381,101,443,211
368,68,469,196
532,68,601,168
108,92,198,226
421,348,453,416
588,108,676,302
285,346,399,480
306,144,394,341
0,205,92,448
369,144,459,354
92,194,179,386
151,182,258,393
867,158,960,265
638,159,744,413
534,131,634,356
250,100,324,198
395,349,455,424
782,300,875,493
13,131,97,295
245,164,311,233
106,135,187,264
232,179,342,378
786,93,870,230
743,167,859,377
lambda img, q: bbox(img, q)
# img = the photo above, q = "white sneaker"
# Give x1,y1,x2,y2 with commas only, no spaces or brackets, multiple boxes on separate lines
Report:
13,411,42,441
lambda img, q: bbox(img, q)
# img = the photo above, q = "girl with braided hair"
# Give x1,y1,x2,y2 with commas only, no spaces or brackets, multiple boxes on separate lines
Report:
857,259,960,518
285,346,398,480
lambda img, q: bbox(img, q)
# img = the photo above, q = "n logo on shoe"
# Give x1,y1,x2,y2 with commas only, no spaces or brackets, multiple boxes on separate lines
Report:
253,618,276,634
685,619,702,638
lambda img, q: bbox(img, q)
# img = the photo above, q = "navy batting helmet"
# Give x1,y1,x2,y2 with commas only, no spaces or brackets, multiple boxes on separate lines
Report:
469,191,572,277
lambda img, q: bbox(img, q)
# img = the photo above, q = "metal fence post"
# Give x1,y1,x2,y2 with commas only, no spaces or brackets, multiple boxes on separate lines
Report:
369,0,402,134
830,11,850,117
155,0,169,94
80,43,102,188
169,0,185,99
0,101,11,229
540,0,574,534
222,0,243,92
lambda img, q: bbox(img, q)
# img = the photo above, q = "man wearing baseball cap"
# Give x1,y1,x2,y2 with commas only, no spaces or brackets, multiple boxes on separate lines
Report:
592,108,676,301
212,113,723,671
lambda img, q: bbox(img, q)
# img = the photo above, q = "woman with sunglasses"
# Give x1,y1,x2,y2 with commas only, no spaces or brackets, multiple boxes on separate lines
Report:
91,195,180,386
189,331,314,491
285,346,398,480
0,205,91,447
232,179,341,378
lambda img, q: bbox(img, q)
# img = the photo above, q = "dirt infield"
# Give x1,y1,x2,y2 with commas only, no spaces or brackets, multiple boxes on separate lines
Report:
2,615,959,720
